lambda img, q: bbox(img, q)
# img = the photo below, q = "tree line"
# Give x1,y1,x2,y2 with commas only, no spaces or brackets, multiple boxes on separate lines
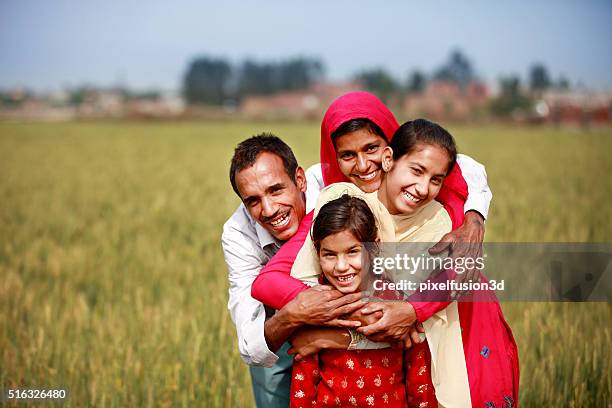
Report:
182,56,324,105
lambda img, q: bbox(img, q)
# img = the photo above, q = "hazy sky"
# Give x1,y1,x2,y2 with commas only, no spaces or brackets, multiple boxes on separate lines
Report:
1,0,611,92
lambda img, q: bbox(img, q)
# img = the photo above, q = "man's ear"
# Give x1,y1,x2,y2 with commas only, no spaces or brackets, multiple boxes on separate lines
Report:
294,167,307,193
381,147,394,172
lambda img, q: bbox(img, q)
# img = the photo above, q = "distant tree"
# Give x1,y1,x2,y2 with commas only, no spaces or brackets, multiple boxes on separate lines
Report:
406,70,426,92
529,63,551,92
237,57,324,99
556,75,570,90
434,49,475,88
183,57,232,105
353,68,399,102
490,75,532,116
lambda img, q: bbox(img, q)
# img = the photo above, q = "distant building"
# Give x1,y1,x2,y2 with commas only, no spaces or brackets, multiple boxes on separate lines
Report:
537,90,612,125
240,82,362,120
402,80,490,121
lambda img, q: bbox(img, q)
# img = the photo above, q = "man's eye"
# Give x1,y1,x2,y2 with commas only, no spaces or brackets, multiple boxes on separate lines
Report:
431,178,442,186
340,152,354,160
411,167,422,175
366,145,379,153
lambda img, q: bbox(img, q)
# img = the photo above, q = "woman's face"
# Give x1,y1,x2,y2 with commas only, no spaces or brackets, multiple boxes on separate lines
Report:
318,230,366,294
379,143,450,215
334,129,388,193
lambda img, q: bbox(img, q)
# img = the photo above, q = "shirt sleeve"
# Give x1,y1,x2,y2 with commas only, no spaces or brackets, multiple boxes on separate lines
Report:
222,220,279,367
456,153,492,220
251,212,313,310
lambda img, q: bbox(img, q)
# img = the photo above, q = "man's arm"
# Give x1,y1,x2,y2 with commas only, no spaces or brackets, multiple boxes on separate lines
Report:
457,153,492,220
430,154,490,286
222,217,281,367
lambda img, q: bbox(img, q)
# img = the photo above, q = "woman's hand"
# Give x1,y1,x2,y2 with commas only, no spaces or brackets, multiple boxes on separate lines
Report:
429,210,485,295
356,301,418,347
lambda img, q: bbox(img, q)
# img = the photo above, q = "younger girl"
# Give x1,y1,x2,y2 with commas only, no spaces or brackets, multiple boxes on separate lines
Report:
290,194,436,407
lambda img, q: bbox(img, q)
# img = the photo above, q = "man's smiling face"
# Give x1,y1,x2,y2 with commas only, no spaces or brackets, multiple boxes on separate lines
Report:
235,152,307,241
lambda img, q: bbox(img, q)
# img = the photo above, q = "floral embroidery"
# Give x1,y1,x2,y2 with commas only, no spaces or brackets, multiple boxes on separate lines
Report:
389,373,396,384
356,376,365,389
294,373,304,380
382,393,389,404
349,396,357,406
341,377,348,389
294,390,305,398
346,358,355,370
335,396,341,406
364,358,372,368
326,378,334,388
366,394,375,405
381,356,390,367
374,374,382,387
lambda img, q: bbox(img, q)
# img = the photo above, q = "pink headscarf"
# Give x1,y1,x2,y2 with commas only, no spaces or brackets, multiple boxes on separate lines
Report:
320,92,399,186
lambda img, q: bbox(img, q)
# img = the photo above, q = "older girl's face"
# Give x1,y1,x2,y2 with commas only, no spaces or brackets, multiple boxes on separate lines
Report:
334,129,388,193
318,230,365,294
379,144,451,215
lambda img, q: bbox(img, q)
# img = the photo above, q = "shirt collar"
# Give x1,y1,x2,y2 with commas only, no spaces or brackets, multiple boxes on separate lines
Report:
240,203,282,250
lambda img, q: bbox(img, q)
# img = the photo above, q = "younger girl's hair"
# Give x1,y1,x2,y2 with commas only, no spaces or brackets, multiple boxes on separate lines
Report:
331,118,388,148
389,119,457,174
312,194,378,256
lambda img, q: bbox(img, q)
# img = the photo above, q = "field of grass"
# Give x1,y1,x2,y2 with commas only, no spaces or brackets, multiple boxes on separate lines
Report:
0,121,610,407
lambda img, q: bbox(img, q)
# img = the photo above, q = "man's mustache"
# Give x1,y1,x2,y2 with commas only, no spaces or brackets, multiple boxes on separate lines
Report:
261,209,288,224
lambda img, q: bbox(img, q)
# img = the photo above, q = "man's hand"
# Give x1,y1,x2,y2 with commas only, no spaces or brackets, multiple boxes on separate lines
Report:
287,326,351,361
345,304,383,326
282,285,365,328
429,210,485,293
356,301,417,346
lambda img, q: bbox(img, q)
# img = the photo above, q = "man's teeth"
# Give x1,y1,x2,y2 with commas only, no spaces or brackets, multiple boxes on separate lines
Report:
270,212,290,228
403,191,420,202
358,171,377,181
337,274,356,283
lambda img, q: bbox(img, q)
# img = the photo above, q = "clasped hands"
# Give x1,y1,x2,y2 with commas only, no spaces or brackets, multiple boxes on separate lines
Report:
285,286,423,360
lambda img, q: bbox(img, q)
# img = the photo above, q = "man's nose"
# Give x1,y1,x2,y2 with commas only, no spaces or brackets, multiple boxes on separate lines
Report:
261,197,277,218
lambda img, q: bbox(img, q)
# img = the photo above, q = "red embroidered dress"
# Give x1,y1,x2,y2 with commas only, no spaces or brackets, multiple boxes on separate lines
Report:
290,286,436,408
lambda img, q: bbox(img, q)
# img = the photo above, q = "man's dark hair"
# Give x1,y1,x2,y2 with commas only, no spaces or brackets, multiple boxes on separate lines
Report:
229,133,299,197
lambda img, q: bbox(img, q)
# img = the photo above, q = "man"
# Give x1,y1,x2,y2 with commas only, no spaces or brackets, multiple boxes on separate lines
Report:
222,133,492,406
222,134,364,407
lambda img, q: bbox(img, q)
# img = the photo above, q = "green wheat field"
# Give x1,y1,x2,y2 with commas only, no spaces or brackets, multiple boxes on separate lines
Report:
1,121,611,407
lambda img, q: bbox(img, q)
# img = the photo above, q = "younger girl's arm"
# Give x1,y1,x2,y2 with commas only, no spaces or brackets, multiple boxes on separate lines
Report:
251,211,313,310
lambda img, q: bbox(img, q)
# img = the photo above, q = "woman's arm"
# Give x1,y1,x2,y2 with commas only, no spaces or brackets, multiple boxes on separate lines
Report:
251,211,313,310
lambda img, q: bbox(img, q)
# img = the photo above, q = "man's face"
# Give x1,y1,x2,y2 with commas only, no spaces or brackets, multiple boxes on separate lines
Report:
235,152,307,241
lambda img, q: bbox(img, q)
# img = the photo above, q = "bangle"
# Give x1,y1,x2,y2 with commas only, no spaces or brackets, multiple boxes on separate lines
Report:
347,329,365,350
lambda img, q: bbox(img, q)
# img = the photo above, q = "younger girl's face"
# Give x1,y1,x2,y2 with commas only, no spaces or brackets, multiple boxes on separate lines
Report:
334,129,388,193
380,143,451,215
318,230,366,294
